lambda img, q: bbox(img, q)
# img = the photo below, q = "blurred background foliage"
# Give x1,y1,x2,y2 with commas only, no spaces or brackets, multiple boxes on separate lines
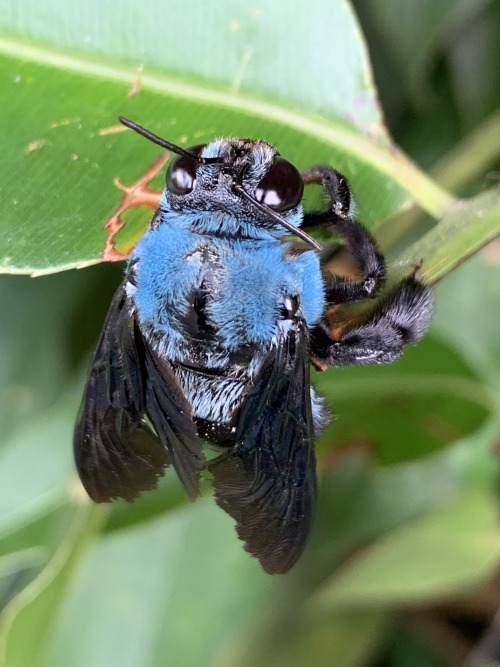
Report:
0,1,499,666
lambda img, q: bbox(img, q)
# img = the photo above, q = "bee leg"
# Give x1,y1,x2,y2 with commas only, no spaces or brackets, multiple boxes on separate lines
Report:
302,165,355,225
310,276,434,368
302,166,386,305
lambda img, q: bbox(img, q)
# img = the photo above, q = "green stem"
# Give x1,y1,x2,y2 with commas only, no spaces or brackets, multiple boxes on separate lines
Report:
376,108,500,254
432,109,500,192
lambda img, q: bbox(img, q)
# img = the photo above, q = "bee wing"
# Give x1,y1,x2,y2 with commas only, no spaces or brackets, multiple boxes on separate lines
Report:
141,338,204,499
209,319,316,574
74,281,203,502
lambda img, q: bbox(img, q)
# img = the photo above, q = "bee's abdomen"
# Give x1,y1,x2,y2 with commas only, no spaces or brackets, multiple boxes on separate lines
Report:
173,362,248,425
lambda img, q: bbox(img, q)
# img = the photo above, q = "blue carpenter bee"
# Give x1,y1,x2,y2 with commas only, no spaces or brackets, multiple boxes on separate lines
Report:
74,117,434,574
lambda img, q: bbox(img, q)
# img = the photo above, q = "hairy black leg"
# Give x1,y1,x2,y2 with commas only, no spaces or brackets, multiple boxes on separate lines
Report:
302,165,353,227
310,277,434,368
302,165,386,305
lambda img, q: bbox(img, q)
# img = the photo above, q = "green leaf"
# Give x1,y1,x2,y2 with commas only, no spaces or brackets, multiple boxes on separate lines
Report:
431,109,500,192
432,252,500,387
0,501,106,667
304,417,498,580
353,0,493,98
313,485,500,609
1,0,385,136
0,396,87,617
104,473,189,533
315,333,493,464
0,274,80,441
0,505,77,611
0,404,77,537
382,625,453,667
231,610,388,667
0,35,451,275
41,499,270,667
447,1,500,128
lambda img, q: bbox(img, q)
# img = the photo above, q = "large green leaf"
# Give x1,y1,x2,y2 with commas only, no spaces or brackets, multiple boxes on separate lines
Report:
315,333,494,465
0,34,451,275
41,499,269,667
0,404,76,536
432,253,500,387
313,484,500,609
229,610,388,667
1,0,385,135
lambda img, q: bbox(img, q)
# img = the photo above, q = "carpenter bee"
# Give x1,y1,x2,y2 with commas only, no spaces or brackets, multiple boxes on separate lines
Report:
74,117,434,574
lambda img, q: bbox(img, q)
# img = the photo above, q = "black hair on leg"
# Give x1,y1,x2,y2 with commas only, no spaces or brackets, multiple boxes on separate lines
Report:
310,277,434,368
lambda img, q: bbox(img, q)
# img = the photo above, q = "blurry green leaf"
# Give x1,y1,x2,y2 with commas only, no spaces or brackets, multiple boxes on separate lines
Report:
0,37,451,274
0,506,74,564
41,499,271,667
353,0,500,169
314,485,500,609
305,416,498,584
431,109,500,193
382,625,451,667
0,505,76,611
432,253,500,388
448,1,500,128
315,334,493,464
0,275,78,441
0,264,125,442
0,549,46,616
104,472,189,533
353,0,493,97
232,610,387,667
0,361,96,610
0,501,106,667
0,403,77,537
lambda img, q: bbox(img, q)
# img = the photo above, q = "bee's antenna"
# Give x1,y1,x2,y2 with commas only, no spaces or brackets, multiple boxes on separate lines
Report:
118,116,223,165
234,184,323,252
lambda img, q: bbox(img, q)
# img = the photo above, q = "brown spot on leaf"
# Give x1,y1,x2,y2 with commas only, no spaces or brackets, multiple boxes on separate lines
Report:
49,117,80,129
127,65,144,97
99,124,128,137
25,139,47,153
128,81,142,98
103,153,167,261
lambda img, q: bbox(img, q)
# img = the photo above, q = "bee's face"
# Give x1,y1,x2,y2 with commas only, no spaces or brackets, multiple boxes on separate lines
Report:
118,116,320,248
164,138,304,223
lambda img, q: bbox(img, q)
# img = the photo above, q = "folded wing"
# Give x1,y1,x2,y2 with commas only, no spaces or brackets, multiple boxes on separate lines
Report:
209,318,317,574
74,281,203,502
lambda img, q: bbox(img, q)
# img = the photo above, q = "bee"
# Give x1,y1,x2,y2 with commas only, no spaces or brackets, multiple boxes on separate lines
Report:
74,117,434,574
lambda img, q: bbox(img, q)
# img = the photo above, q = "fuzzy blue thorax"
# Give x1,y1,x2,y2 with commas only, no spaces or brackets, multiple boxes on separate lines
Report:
128,207,325,365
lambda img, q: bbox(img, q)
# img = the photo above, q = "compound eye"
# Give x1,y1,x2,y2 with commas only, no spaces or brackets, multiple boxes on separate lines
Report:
255,157,304,212
165,144,206,195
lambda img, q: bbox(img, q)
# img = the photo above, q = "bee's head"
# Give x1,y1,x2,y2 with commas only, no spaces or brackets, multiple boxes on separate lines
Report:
119,116,321,250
